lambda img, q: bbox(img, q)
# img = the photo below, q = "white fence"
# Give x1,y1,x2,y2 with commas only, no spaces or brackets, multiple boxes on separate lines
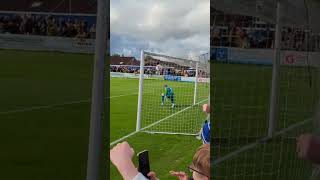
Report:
0,34,95,54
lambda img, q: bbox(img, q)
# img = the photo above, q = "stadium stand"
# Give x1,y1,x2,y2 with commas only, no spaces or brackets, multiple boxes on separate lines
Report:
0,13,96,38
110,55,197,77
1,0,97,14
211,8,320,51
111,56,139,66
0,0,96,39
0,1,97,38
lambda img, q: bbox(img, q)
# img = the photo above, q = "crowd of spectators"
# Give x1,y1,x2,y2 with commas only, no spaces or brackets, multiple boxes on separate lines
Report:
110,55,208,77
0,13,96,39
110,65,201,77
212,10,320,51
111,65,139,74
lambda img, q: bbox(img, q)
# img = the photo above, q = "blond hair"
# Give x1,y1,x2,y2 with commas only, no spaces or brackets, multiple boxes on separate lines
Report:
192,143,210,178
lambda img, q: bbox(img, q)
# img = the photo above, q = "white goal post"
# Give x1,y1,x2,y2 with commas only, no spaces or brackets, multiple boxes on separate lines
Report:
135,50,210,135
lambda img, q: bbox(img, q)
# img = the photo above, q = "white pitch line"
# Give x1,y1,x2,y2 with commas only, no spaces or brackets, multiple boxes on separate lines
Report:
109,93,138,99
0,92,139,115
0,99,91,115
110,98,208,147
212,118,312,165
110,87,139,93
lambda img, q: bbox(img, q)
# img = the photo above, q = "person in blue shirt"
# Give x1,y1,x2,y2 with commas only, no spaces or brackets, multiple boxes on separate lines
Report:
197,104,210,144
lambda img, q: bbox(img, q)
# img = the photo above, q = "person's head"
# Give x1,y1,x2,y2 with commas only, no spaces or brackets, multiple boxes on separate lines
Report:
202,104,210,114
189,144,210,180
164,84,167,88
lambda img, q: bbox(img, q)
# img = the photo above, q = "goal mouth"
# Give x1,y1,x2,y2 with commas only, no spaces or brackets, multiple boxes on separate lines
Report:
136,50,210,136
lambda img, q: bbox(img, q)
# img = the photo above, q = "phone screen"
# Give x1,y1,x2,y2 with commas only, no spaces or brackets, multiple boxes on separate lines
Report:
137,150,150,178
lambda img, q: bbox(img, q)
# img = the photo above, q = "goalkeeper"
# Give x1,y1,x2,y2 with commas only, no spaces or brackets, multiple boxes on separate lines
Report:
161,84,175,108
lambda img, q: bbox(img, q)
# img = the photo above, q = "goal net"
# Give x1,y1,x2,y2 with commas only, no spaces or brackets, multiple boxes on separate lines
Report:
212,3,320,180
136,51,210,136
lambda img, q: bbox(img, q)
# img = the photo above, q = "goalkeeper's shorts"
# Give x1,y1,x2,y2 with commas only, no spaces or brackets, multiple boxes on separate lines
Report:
167,95,174,102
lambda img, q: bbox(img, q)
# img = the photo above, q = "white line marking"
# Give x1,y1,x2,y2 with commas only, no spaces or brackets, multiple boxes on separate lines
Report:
0,99,91,115
110,98,208,147
109,93,138,99
212,118,312,165
0,92,139,115
111,87,139,93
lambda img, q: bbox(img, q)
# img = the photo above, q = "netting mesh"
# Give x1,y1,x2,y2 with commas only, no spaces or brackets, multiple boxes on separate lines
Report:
212,6,320,180
138,52,210,135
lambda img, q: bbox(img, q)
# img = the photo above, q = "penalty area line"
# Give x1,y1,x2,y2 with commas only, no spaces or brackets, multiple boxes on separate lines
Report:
0,93,139,115
110,98,208,147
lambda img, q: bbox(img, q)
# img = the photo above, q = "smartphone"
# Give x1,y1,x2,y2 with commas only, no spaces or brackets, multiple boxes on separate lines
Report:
137,150,150,179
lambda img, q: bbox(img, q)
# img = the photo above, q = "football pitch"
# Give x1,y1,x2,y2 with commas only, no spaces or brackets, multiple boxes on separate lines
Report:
0,49,206,180
212,62,319,179
0,50,95,180
1,49,319,179
110,77,208,179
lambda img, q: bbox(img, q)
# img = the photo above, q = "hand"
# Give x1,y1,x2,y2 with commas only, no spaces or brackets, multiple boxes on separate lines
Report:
297,134,312,160
148,171,159,180
170,171,189,180
297,134,320,164
110,141,134,168
110,142,138,180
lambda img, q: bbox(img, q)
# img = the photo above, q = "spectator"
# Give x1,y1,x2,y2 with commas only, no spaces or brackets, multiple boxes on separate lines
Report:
110,142,210,180
297,133,320,180
76,28,87,39
211,9,320,51
89,24,96,38
110,142,158,180
0,18,4,33
196,104,211,144
0,13,96,39
297,133,320,164
171,143,210,180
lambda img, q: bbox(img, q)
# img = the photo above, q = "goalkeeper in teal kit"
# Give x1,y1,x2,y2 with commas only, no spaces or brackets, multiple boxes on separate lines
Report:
161,84,175,108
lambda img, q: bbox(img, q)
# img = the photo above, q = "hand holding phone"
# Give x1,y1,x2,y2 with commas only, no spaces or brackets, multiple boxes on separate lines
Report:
137,150,150,179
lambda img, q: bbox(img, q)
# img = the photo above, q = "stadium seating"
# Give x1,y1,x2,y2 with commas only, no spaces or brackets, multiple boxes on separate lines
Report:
1,0,97,14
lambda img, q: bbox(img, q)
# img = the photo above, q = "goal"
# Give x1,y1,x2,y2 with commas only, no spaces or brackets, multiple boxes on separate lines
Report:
135,51,210,136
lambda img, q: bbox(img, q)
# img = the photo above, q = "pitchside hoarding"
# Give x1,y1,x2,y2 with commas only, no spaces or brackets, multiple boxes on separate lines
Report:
211,47,320,67
0,34,95,54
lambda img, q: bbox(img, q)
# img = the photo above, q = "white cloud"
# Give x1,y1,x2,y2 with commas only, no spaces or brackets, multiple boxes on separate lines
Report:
110,0,209,59
121,48,134,56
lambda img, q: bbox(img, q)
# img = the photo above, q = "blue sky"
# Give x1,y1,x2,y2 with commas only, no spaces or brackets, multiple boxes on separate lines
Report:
110,0,210,60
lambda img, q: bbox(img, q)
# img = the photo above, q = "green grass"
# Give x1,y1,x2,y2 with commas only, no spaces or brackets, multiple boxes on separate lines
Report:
110,77,208,179
2,48,318,180
0,49,206,180
0,50,95,180
212,62,319,180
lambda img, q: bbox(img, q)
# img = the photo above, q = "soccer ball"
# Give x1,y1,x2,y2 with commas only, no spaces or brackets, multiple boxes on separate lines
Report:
161,93,164,96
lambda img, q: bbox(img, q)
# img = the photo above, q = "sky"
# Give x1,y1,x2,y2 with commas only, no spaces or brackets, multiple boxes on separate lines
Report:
110,0,210,60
